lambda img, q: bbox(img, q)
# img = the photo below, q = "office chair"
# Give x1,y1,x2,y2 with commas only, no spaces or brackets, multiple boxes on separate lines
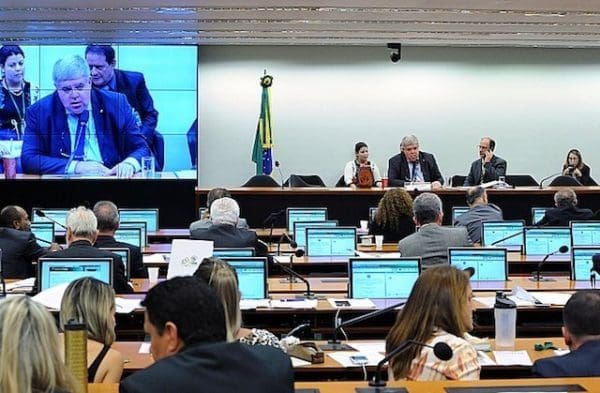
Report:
242,175,280,187
335,175,346,187
451,175,467,187
548,176,582,187
284,174,326,188
505,174,539,187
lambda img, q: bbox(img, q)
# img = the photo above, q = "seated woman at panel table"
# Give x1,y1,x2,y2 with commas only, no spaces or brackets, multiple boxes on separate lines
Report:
59,277,124,383
343,141,382,188
386,265,480,381
562,149,593,186
368,188,415,242
0,296,75,393
194,257,282,349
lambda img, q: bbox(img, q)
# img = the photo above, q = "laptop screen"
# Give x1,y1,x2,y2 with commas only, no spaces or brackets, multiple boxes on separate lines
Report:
31,208,70,229
448,248,508,281
572,247,600,281
481,220,525,252
452,207,470,225
571,221,600,247
118,209,159,232
99,248,130,279
30,222,55,245
114,227,143,248
118,222,147,247
38,258,112,291
293,220,338,249
305,227,356,257
222,257,267,299
524,227,571,257
349,258,421,299
286,208,328,232
213,248,255,257
531,207,549,226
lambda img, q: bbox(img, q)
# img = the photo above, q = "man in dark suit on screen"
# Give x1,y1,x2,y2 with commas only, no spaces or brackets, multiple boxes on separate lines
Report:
464,137,507,186
387,135,444,188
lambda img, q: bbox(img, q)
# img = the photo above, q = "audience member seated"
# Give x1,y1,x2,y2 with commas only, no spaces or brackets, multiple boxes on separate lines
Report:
194,257,281,348
533,290,600,377
387,134,444,188
562,149,593,186
59,277,123,383
189,187,249,232
45,206,132,293
386,265,480,381
119,276,294,393
0,296,76,393
398,193,471,268
343,141,382,188
190,197,267,256
93,200,147,278
537,188,593,226
454,187,503,244
463,137,507,186
368,188,415,242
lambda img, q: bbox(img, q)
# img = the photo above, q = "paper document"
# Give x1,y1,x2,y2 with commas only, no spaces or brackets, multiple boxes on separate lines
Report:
477,351,496,366
328,351,384,367
138,343,151,354
270,299,318,309
167,239,213,279
492,350,533,366
531,292,572,306
240,299,271,310
6,277,36,292
327,298,376,310
347,341,385,354
115,298,142,314
143,253,168,263
32,282,69,310
355,250,401,258
291,357,312,367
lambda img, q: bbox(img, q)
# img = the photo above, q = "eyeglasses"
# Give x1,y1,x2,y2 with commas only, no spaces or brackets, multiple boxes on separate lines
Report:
57,83,88,95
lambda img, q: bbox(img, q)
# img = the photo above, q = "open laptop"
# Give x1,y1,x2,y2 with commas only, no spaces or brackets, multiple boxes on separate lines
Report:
293,220,338,249
349,257,421,300
37,257,112,291
30,222,55,245
286,207,328,232
213,248,255,258
571,246,600,281
31,207,70,229
524,227,571,260
99,247,131,280
452,206,470,225
118,208,159,232
305,227,357,259
221,257,268,300
481,220,525,252
531,207,550,226
114,227,143,248
118,221,148,247
571,221,600,247
448,247,508,289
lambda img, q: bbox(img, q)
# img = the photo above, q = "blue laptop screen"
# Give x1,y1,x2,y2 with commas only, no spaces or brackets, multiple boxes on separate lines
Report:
452,207,469,225
525,227,571,256
571,222,600,247
223,258,267,299
350,258,420,299
30,223,54,245
32,208,69,228
532,208,549,225
482,221,524,251
38,258,111,291
287,209,327,232
118,222,147,247
119,209,158,232
114,228,143,248
572,247,600,281
448,248,507,281
293,221,338,249
306,228,356,257
213,248,254,257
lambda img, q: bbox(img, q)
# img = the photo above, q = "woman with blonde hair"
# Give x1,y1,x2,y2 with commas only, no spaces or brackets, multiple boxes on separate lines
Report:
59,277,124,383
0,296,75,393
194,257,281,348
386,265,480,381
369,188,415,242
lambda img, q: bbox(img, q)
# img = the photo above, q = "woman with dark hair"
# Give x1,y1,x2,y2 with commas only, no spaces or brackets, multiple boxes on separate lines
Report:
343,141,382,188
562,149,593,186
368,188,415,242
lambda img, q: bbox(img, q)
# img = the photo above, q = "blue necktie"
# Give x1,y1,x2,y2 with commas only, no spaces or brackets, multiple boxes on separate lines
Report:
72,110,89,160
411,162,417,182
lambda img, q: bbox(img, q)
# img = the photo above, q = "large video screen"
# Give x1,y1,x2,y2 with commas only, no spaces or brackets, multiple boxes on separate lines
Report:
0,44,197,179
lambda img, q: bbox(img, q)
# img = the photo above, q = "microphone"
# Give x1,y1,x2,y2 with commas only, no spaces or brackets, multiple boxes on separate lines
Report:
539,171,563,189
284,322,311,338
463,266,476,278
490,231,523,246
261,209,285,228
34,209,67,230
275,160,284,189
320,301,405,351
368,341,453,388
272,254,314,299
276,232,298,256
531,245,569,282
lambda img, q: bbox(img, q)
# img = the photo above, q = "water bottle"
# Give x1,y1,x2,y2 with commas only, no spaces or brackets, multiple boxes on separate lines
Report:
494,291,517,347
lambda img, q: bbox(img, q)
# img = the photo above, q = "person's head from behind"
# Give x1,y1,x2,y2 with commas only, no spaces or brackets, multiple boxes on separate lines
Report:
0,296,74,393
60,277,116,345
0,45,25,86
93,200,120,233
66,206,98,245
386,265,473,378
412,192,443,226
206,187,232,209
554,188,577,208
0,205,30,230
210,197,240,226
53,55,91,116
194,257,241,342
141,276,226,361
84,45,116,87
376,188,413,229
354,141,369,163
465,187,487,207
400,135,420,163
562,290,600,350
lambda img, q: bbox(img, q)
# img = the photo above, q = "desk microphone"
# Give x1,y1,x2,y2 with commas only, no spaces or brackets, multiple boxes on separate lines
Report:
530,245,569,282
539,171,563,189
262,209,285,247
490,231,523,246
33,209,67,230
276,232,298,255
275,160,285,189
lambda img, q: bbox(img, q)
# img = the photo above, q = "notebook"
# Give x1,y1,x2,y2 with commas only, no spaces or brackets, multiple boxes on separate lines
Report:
571,246,600,281
452,206,470,225
213,248,255,258
448,247,508,282
118,208,159,232
570,221,600,247
118,221,148,247
30,222,55,245
524,227,571,259
37,257,112,291
293,220,338,249
221,257,268,299
286,208,328,232
481,220,525,252
114,227,143,248
99,248,130,280
305,227,356,257
349,257,421,299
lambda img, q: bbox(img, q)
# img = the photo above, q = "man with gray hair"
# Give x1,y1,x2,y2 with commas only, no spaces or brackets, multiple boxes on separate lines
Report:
190,197,267,256
398,193,471,267
44,206,132,293
387,135,444,188
22,54,150,176
537,188,593,226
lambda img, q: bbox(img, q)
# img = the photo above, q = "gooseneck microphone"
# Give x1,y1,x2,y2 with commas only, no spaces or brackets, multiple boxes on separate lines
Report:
261,209,285,247
490,230,523,246
34,209,67,230
275,160,285,189
276,232,298,256
272,256,315,299
531,245,569,282
539,171,563,189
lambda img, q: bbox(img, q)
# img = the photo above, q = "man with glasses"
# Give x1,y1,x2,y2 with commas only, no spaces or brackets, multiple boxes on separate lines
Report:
21,55,150,176
463,137,507,186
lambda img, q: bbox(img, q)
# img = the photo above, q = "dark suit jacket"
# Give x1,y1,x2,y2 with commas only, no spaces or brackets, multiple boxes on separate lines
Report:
533,340,600,377
0,228,48,278
119,341,294,393
22,89,150,174
564,164,593,186
45,240,132,293
190,224,268,257
464,155,507,186
94,234,147,278
387,151,444,187
537,205,594,227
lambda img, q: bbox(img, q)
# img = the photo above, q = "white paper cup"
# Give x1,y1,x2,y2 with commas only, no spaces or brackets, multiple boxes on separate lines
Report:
375,235,384,249
148,267,159,283
359,220,368,231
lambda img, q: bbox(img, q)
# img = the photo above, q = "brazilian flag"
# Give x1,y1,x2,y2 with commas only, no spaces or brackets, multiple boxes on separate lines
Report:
251,74,273,175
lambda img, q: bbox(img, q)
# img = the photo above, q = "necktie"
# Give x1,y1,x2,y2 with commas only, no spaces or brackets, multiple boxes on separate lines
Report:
411,161,417,182
72,110,89,160
480,160,485,184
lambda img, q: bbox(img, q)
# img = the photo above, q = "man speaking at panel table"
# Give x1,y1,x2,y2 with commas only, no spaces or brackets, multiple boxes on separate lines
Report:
387,135,444,189
463,136,507,186
21,55,150,177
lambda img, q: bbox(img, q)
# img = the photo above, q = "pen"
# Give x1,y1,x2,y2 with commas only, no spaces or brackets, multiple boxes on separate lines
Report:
280,298,304,302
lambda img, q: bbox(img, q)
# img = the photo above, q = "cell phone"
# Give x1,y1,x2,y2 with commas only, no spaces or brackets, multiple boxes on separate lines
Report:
350,355,369,365
334,300,351,307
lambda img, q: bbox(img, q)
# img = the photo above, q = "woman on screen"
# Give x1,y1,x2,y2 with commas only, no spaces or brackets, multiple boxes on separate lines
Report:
369,188,415,242
194,257,281,349
59,277,124,383
386,265,480,381
0,296,75,393
562,149,593,186
343,141,382,188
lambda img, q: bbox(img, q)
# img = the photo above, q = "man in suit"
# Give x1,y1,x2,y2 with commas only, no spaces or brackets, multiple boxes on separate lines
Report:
537,188,593,226
464,137,507,186
93,200,147,278
454,187,503,244
21,55,150,176
190,197,266,256
399,193,472,268
44,206,132,293
119,276,294,393
533,290,600,377
387,135,444,188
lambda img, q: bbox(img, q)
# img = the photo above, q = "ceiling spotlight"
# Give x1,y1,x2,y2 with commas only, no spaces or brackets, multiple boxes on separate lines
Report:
387,43,401,63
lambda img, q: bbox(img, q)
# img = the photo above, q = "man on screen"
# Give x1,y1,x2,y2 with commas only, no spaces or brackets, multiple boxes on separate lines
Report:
21,55,150,176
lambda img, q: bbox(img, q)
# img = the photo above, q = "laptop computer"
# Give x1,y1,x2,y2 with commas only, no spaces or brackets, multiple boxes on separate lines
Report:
481,220,525,252
30,222,55,245
37,257,112,291
531,207,550,226
114,227,143,248
221,257,268,300
524,227,571,260
571,246,600,281
213,248,255,258
448,247,508,289
452,206,470,225
571,221,600,247
118,208,159,232
31,207,70,229
349,257,421,299
305,227,357,258
99,247,131,280
118,221,148,247
293,220,338,249
286,208,328,232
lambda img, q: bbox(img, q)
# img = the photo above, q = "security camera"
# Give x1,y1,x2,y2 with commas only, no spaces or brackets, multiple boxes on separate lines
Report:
387,43,401,63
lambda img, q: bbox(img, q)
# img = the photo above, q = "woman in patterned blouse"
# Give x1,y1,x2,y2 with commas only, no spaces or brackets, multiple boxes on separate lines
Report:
386,265,480,381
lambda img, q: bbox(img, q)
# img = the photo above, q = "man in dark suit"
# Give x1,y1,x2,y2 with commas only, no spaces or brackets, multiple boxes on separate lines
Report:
44,206,132,293
454,187,503,244
537,188,593,226
464,137,507,186
21,55,150,176
93,200,147,278
119,276,293,393
387,135,444,188
533,290,600,377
